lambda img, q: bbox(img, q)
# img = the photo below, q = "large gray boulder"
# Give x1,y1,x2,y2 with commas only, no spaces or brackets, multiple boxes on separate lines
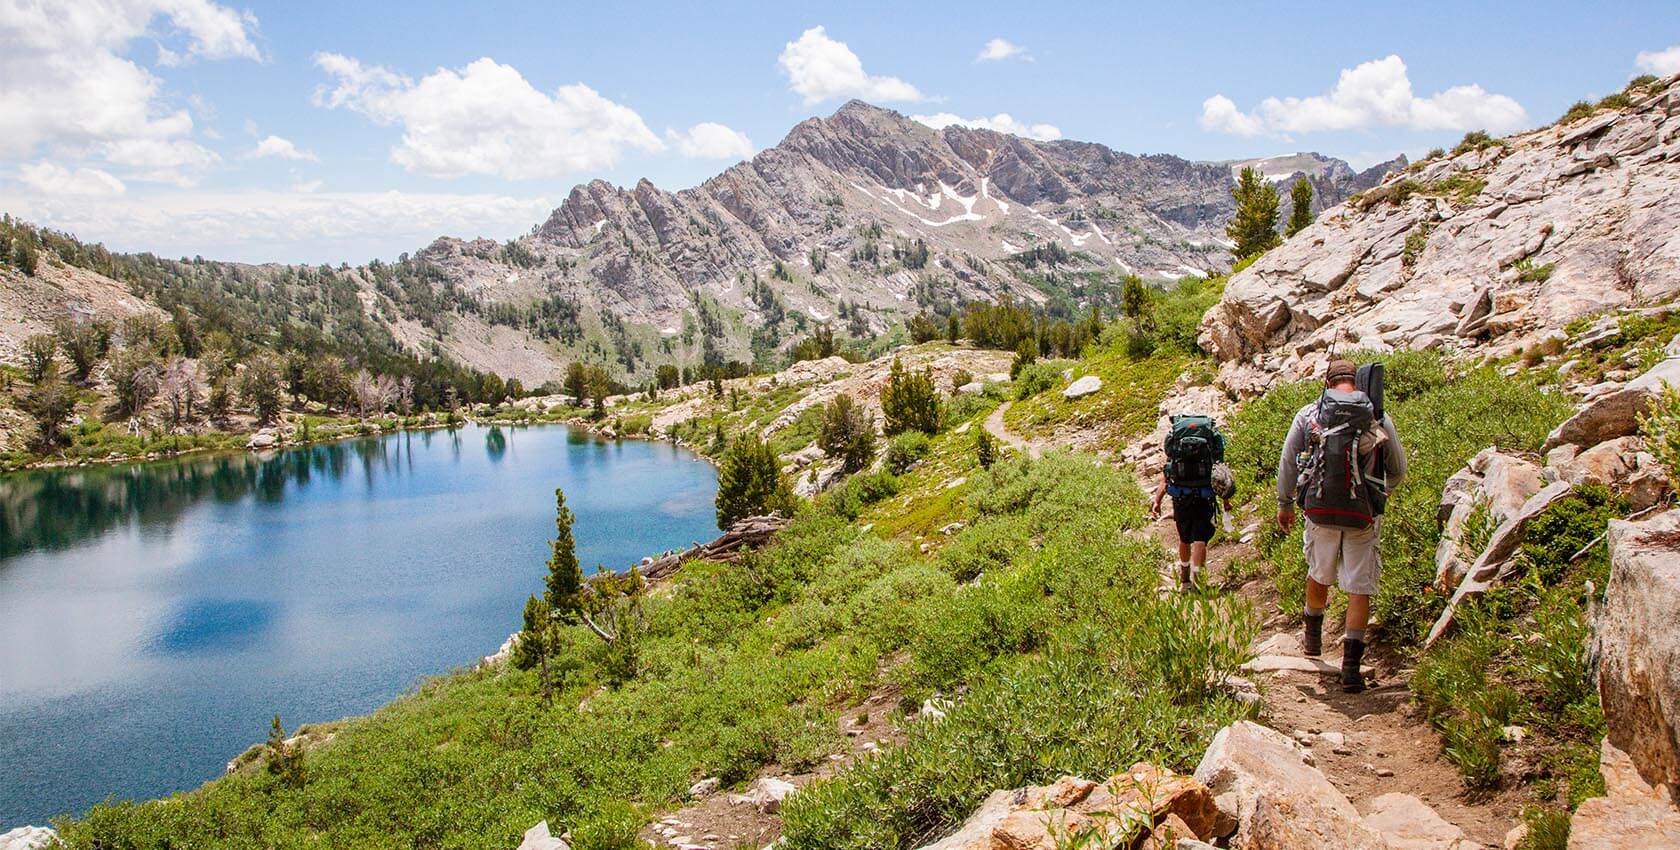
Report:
1543,357,1680,452
0,827,58,850
1596,508,1680,798
1434,449,1546,587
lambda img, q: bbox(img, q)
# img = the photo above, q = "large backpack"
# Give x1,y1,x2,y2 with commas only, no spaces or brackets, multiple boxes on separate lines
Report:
1299,389,1381,529
1164,414,1223,494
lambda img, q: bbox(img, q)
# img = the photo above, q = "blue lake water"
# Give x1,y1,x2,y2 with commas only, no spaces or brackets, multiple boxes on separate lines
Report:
0,424,719,826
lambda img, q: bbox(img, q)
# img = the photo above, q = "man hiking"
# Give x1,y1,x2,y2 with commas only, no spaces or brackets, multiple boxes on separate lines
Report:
1151,413,1234,590
1276,358,1407,693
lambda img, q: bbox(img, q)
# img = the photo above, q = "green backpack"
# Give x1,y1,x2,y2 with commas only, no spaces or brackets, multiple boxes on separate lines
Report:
1164,415,1224,492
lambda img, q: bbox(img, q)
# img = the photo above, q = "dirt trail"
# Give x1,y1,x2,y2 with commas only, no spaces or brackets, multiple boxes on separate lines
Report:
1150,508,1524,846
982,401,1045,459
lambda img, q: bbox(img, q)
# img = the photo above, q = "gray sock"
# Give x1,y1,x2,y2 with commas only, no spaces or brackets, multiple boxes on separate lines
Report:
1345,628,1366,643
1304,606,1325,618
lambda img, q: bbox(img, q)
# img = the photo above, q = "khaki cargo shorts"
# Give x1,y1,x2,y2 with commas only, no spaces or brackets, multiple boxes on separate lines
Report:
1302,518,1382,595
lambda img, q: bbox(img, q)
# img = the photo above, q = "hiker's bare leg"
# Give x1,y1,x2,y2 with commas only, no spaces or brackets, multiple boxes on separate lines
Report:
1306,576,1331,612
1190,541,1207,570
1345,593,1370,633
1178,541,1192,563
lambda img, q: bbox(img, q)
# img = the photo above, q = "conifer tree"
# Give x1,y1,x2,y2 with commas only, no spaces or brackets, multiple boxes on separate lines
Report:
1227,166,1282,259
715,433,797,527
1286,179,1314,237
543,488,583,620
881,357,942,436
818,393,876,473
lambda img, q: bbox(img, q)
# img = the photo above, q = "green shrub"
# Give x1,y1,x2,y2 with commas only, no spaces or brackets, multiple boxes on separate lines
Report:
1639,383,1680,488
881,358,941,436
822,470,900,520
1513,258,1555,283
1452,130,1503,155
884,431,932,474
1557,100,1596,125
935,515,1031,582
1013,362,1061,399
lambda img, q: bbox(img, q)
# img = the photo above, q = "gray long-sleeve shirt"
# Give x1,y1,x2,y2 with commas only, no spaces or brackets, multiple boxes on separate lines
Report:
1276,391,1408,511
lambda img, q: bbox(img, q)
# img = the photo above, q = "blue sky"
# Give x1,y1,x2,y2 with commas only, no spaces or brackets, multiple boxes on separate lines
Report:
2,0,1677,264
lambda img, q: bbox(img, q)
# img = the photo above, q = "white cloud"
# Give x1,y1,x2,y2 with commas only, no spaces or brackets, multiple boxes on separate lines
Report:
246,135,318,162
976,38,1028,62
0,0,255,183
16,161,126,197
1636,45,1680,76
313,53,664,179
913,112,1061,141
291,179,322,193
778,26,924,105
1198,95,1266,136
666,122,754,160
0,186,553,264
1201,55,1527,138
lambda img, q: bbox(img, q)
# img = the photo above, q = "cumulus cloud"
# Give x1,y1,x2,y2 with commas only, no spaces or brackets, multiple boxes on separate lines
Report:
1636,45,1680,76
912,112,1061,141
0,186,553,264
16,161,126,197
312,53,664,179
0,0,255,184
246,135,318,162
778,26,923,105
666,123,754,160
1200,55,1527,138
976,38,1028,62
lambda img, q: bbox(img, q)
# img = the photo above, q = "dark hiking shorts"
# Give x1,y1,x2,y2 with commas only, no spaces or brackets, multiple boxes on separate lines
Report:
1172,496,1216,544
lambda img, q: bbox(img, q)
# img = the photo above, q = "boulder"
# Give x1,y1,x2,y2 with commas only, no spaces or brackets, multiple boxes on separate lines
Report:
1192,721,1387,850
688,777,721,799
1566,741,1680,849
1435,449,1546,586
914,767,1221,850
247,429,278,450
1543,357,1680,451
1427,480,1575,647
1595,509,1680,798
0,827,57,850
515,820,570,850
1063,375,1103,399
1362,792,1482,849
731,776,797,814
1555,436,1673,510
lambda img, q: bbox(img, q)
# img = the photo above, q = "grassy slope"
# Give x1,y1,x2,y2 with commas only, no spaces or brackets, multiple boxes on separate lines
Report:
53,345,1253,849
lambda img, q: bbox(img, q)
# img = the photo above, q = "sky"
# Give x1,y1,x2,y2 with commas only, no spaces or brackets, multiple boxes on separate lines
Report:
2,0,1677,265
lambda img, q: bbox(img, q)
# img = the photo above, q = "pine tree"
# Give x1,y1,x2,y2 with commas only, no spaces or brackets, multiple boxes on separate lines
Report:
881,357,941,436
715,433,797,527
1227,166,1282,259
264,714,306,789
974,427,997,469
543,488,584,620
945,313,961,344
1286,179,1314,237
818,393,876,473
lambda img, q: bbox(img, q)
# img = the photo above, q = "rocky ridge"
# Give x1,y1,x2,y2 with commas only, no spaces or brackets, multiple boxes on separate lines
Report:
1201,74,1680,397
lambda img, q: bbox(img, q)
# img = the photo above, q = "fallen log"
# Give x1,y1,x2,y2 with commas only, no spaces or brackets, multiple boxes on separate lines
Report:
638,514,791,582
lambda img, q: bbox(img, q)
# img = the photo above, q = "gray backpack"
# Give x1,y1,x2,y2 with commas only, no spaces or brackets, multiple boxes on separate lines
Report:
1299,390,1380,529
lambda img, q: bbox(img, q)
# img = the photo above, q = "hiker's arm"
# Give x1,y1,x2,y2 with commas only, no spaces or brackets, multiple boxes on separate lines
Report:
1150,477,1166,515
1381,414,1408,491
1276,411,1305,512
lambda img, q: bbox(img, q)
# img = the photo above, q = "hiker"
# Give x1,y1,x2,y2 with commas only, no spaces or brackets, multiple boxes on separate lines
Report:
1151,413,1234,589
1276,358,1408,693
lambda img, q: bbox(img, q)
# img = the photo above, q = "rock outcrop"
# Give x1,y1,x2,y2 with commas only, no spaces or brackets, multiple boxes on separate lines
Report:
1201,74,1680,397
1594,508,1680,798
0,826,57,850
1565,740,1680,849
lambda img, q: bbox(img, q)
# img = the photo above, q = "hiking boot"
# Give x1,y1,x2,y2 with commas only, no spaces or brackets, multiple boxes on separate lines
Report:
1178,562,1193,590
1342,639,1367,693
1302,613,1324,657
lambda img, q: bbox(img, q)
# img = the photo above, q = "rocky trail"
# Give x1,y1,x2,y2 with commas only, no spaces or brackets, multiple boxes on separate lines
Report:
1147,500,1523,847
